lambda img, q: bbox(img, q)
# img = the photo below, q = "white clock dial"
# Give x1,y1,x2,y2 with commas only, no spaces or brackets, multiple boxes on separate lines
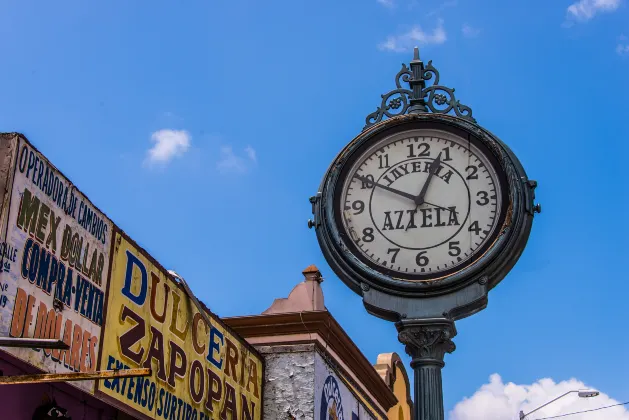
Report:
339,129,503,280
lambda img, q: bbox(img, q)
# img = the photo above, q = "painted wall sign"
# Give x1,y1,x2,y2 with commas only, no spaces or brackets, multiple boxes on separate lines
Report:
320,375,346,420
98,232,263,420
0,136,112,393
315,353,377,420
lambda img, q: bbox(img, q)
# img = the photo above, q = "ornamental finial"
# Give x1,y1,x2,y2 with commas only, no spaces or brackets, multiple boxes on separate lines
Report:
363,48,476,129
408,47,427,115
412,46,420,61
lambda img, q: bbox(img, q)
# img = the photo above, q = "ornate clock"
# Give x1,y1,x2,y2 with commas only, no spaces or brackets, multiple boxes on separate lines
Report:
337,117,506,277
309,49,540,321
309,49,540,420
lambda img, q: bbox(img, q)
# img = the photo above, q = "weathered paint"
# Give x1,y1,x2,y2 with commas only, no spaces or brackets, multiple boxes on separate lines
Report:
314,352,378,420
0,134,112,394
257,344,316,419
98,232,263,420
0,134,17,223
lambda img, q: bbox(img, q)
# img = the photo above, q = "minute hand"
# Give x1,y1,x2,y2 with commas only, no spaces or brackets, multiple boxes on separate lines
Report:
415,154,442,206
354,175,416,201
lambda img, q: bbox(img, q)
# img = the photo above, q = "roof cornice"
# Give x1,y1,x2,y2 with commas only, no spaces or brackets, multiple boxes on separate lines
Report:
223,310,398,411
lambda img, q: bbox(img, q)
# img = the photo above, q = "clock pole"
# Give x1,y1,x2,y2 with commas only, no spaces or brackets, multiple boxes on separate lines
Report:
397,319,456,420
362,49,476,419
399,50,459,420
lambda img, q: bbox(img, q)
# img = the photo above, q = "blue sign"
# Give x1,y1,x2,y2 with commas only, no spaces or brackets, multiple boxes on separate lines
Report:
320,375,345,420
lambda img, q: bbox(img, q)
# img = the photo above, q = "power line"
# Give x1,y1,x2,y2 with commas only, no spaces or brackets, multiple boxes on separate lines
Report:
534,401,629,419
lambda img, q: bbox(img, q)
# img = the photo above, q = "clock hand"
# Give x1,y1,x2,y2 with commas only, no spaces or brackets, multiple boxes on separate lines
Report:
405,155,443,231
415,154,442,206
354,175,416,202
423,201,459,214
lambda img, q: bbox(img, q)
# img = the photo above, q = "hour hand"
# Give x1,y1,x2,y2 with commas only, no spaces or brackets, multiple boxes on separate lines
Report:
354,175,416,201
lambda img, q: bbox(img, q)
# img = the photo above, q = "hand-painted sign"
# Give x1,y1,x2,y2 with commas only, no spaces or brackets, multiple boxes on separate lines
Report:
98,232,263,420
0,136,112,393
320,375,345,420
315,354,377,420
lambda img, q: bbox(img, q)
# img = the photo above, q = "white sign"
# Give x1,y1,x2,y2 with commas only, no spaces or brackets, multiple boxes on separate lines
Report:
0,137,112,393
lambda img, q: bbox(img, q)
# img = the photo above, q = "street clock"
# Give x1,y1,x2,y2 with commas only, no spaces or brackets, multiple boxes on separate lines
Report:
309,49,540,321
309,48,541,420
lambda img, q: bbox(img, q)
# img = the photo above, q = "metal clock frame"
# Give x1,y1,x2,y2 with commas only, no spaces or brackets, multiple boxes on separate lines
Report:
331,117,510,285
313,113,536,304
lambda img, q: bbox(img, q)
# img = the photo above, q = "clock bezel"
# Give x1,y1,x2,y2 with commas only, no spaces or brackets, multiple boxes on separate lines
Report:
332,121,509,281
313,113,534,298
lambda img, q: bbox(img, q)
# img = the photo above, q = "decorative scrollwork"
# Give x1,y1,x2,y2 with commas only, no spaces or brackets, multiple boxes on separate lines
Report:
423,60,474,121
364,49,476,130
364,64,412,129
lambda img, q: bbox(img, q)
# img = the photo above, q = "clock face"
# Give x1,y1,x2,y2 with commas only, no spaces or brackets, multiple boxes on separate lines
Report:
336,127,507,281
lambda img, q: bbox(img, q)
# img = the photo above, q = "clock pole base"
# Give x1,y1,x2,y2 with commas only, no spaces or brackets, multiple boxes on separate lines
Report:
397,318,457,420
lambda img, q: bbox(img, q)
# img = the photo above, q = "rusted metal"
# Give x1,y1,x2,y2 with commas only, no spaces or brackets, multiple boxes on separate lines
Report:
501,200,514,235
0,368,151,385
0,338,70,350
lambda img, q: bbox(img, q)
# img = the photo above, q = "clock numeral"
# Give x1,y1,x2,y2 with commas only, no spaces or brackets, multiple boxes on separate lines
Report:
378,154,389,169
476,191,489,206
415,251,429,267
360,174,375,189
362,227,374,243
407,143,430,158
469,221,481,235
406,144,415,157
448,241,461,257
351,200,364,215
442,147,452,161
466,165,479,180
418,143,430,157
387,248,400,264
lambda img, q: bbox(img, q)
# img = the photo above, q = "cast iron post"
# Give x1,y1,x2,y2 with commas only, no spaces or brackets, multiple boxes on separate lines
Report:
397,319,457,420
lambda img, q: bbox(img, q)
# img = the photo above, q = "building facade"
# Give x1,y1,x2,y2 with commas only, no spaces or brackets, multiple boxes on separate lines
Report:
0,133,412,419
224,265,412,420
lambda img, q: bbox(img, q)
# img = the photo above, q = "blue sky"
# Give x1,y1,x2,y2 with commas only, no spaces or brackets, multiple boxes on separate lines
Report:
1,0,629,418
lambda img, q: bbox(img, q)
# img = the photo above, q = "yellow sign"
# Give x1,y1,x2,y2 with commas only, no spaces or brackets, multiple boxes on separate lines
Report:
98,232,263,420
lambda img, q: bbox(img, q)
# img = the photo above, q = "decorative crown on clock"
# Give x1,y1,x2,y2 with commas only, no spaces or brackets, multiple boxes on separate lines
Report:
364,47,476,130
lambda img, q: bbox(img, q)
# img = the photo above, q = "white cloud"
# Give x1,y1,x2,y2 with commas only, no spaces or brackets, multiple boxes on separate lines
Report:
217,145,257,174
564,0,621,25
462,24,481,38
450,374,629,420
377,0,395,8
427,0,457,17
617,44,629,55
617,35,629,55
244,146,256,162
145,129,191,166
378,20,447,53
